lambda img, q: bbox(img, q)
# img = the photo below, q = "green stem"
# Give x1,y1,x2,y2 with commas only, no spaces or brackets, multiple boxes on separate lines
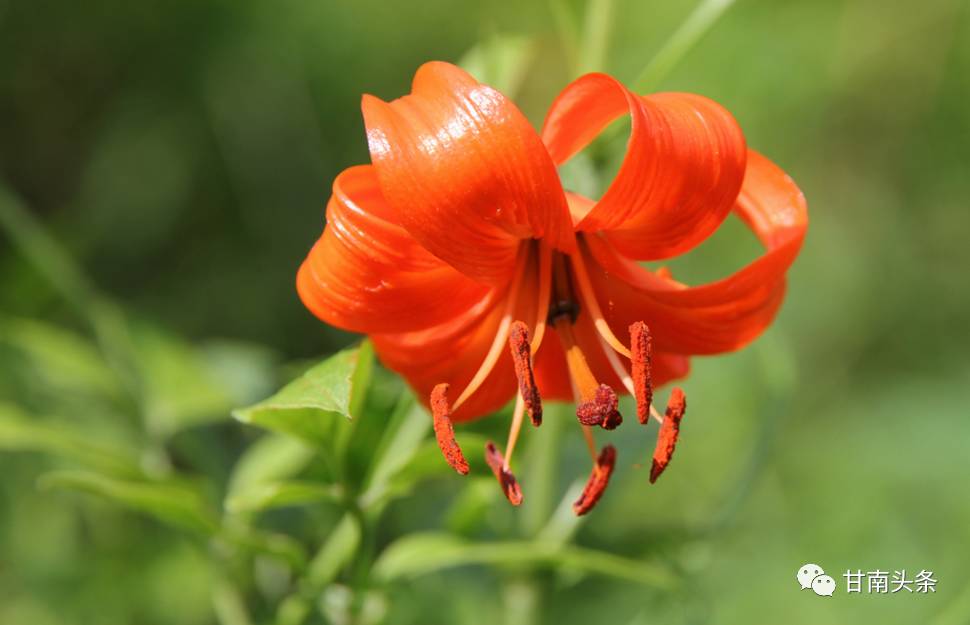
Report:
578,0,615,74
522,403,565,536
548,0,580,75
632,0,737,92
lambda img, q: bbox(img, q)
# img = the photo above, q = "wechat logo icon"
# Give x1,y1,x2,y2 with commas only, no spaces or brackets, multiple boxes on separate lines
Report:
797,563,836,596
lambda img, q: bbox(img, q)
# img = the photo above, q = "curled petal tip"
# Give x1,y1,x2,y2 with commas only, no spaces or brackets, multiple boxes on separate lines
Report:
431,384,469,475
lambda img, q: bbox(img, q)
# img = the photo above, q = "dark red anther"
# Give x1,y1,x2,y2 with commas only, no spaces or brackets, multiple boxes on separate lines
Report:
650,388,686,483
575,384,622,430
431,383,469,475
630,322,653,425
508,321,542,426
485,442,523,505
573,444,617,515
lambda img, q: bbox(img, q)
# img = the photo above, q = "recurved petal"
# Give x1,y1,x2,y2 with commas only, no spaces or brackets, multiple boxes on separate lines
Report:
581,150,807,355
362,61,574,285
297,165,489,334
541,73,747,260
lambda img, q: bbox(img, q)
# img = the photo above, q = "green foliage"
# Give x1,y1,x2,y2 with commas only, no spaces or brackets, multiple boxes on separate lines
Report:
232,342,373,446
38,470,219,535
1,0,968,623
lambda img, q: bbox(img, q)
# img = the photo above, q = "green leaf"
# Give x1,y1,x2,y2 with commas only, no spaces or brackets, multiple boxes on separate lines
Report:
232,342,373,447
38,470,219,535
458,35,537,99
305,514,361,589
226,434,317,512
362,433,491,508
225,481,343,514
360,393,429,500
373,533,678,588
0,404,141,476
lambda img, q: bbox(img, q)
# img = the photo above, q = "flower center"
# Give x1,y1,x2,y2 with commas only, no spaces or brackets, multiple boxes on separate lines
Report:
430,237,686,514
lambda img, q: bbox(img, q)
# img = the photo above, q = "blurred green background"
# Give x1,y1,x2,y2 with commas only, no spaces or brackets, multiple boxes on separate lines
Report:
2,0,969,623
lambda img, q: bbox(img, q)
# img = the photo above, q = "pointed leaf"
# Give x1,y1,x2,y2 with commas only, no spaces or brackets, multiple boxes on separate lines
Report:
232,342,373,446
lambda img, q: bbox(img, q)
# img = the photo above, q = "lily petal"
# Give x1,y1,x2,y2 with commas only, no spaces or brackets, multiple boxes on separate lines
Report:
297,165,488,334
372,253,542,422
580,150,807,355
541,73,747,260
362,61,574,285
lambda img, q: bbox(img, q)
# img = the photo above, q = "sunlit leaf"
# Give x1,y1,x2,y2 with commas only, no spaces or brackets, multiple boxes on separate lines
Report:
37,470,219,535
373,533,678,588
232,342,373,447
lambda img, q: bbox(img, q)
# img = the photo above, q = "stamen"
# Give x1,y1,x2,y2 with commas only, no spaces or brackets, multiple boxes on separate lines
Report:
431,383,469,475
485,441,523,506
530,243,552,356
576,384,623,430
508,321,542,426
573,444,617,516
569,243,632,358
629,322,654,425
650,388,687,483
452,247,529,411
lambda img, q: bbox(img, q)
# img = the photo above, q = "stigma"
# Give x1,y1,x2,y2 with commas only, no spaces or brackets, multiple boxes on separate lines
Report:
429,240,688,514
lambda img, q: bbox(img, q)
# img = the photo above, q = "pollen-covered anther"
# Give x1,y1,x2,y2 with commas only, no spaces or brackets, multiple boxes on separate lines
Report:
650,387,687,483
431,383,469,475
573,444,617,515
508,321,542,427
629,322,654,424
575,384,623,430
485,442,523,505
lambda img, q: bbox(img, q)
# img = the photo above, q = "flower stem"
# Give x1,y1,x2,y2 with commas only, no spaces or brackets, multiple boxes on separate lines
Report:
633,0,737,92
578,0,615,74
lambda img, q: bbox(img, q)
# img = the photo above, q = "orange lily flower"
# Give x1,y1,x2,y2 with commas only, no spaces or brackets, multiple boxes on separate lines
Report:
297,61,807,514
